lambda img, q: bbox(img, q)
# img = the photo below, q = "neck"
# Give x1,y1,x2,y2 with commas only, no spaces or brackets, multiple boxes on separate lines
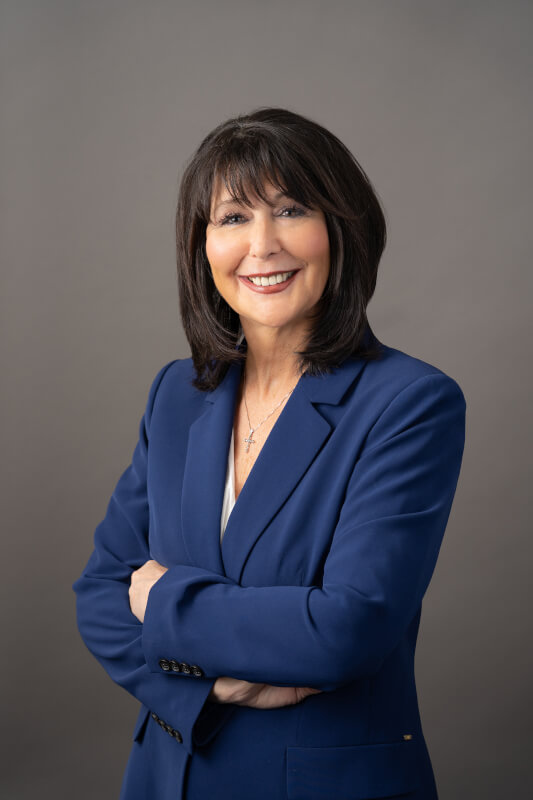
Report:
240,323,307,403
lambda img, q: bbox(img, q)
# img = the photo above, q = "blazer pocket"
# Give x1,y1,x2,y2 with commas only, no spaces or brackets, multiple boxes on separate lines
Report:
286,740,419,800
132,705,151,743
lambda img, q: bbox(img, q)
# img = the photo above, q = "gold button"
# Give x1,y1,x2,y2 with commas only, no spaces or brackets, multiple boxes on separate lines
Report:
403,734,413,740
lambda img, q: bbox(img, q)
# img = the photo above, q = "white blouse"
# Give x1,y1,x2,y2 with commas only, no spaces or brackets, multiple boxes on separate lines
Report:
220,427,236,542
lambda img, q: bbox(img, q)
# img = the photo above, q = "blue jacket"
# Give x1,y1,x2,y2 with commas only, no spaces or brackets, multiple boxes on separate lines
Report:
73,335,466,800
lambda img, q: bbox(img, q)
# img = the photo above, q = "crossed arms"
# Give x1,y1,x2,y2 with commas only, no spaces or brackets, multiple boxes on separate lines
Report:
73,361,466,755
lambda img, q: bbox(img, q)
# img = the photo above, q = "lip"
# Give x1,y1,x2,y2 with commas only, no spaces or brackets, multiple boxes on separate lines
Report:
238,269,300,294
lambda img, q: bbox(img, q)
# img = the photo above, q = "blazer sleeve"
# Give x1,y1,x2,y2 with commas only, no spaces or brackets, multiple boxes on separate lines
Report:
72,360,234,756
141,372,467,691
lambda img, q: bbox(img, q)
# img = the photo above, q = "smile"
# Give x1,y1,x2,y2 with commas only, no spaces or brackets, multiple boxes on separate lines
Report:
239,269,300,294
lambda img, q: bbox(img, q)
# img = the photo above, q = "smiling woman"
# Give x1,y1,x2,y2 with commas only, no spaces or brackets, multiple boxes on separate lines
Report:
73,107,466,800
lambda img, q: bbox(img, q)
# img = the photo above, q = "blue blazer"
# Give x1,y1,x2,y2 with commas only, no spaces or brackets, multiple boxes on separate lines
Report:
73,334,466,800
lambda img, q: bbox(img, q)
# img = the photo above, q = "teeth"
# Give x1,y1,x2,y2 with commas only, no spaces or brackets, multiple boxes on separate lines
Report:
247,271,295,286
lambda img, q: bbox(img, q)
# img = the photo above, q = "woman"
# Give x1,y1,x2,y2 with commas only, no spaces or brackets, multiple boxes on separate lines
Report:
73,107,466,800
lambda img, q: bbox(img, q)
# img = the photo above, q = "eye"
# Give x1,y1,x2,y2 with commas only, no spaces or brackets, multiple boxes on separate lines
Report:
219,211,246,226
279,204,307,218
218,204,307,226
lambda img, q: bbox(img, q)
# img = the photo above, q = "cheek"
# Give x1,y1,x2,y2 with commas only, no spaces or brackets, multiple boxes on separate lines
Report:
300,225,330,266
205,234,241,274
205,237,222,270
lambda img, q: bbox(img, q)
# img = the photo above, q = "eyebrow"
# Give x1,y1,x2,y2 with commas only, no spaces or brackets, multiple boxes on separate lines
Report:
213,191,289,214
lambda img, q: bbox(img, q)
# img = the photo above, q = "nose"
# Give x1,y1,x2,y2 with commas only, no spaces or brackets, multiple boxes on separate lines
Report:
248,215,282,260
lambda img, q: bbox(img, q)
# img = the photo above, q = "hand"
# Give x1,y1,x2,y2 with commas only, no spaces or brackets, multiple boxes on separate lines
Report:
129,559,168,623
208,677,322,709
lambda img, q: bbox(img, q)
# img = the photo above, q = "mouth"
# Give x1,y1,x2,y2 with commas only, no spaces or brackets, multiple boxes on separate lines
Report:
239,269,300,294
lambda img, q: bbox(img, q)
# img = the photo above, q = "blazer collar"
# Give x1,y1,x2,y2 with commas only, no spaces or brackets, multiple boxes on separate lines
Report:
180,327,377,582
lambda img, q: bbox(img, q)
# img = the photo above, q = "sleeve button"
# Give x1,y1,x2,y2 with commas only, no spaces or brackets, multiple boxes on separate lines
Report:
191,665,204,677
172,729,183,743
159,658,171,671
179,663,191,674
170,659,181,672
151,712,159,721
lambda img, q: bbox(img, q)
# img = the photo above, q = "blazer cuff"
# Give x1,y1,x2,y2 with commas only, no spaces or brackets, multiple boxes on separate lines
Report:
192,697,237,747
147,674,229,756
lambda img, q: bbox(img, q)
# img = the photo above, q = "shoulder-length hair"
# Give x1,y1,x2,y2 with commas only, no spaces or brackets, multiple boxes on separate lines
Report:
175,106,386,392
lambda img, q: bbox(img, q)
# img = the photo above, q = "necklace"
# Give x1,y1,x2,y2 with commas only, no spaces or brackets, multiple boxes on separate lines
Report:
242,368,299,453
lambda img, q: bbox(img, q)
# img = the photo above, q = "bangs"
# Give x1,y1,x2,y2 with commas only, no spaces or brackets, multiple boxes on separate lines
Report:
200,132,323,222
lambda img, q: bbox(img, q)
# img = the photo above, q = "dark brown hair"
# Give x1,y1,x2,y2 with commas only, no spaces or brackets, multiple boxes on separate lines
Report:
175,106,386,391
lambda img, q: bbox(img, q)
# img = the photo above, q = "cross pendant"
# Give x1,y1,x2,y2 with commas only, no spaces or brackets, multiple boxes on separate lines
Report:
244,429,256,453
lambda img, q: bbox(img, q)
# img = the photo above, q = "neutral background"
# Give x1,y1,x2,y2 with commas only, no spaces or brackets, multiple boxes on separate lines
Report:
1,1,531,797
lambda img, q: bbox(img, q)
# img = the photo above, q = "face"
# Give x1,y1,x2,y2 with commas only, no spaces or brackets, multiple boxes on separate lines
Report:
205,177,330,342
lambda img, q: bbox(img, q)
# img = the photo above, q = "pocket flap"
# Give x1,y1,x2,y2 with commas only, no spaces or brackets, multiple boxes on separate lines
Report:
287,740,418,800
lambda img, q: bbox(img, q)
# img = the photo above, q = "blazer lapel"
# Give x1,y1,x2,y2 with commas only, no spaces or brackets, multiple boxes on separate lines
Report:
221,355,370,583
180,360,242,575
180,335,375,583
220,382,331,582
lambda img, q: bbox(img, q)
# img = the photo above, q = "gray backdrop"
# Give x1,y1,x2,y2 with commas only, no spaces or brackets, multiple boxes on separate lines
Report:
1,1,531,797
